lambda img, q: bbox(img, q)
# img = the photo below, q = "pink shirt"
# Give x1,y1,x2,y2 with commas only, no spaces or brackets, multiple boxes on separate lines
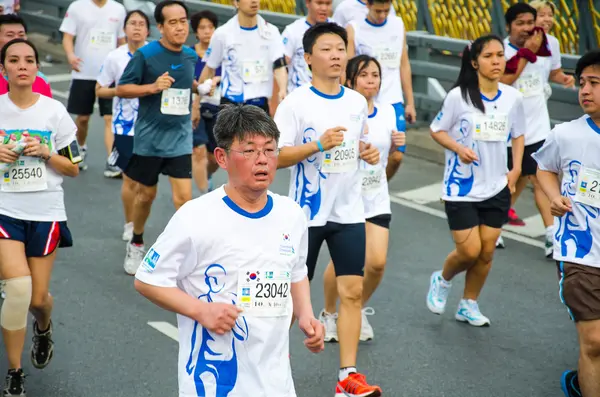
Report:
0,74,53,98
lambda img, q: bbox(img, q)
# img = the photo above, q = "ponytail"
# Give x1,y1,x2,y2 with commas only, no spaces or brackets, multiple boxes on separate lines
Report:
451,35,504,114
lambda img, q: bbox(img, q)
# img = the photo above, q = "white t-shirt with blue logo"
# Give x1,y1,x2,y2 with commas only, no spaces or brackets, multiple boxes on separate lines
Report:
333,0,396,27
97,44,145,136
135,186,308,397
430,85,526,202
532,115,600,268
275,84,369,227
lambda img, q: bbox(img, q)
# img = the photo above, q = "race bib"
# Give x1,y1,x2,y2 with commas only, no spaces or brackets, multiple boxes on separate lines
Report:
2,157,48,193
361,168,383,195
321,139,359,173
575,166,600,208
237,270,291,317
374,45,400,68
90,29,116,50
517,72,543,97
160,88,190,115
473,113,509,142
243,60,269,83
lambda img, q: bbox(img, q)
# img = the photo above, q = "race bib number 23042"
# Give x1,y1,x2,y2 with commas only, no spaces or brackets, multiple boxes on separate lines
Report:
237,270,291,317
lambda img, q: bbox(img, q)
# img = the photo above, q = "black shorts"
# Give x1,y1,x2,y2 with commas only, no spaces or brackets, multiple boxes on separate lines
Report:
306,222,366,281
444,186,511,231
0,213,73,257
67,79,112,116
220,96,270,115
193,104,218,152
366,214,391,229
124,154,192,187
108,135,134,171
507,140,544,177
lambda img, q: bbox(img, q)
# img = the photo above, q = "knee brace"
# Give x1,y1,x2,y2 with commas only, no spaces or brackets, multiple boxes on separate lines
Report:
1,276,32,331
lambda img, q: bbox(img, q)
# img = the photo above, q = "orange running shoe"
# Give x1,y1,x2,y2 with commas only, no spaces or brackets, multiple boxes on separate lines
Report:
335,372,382,397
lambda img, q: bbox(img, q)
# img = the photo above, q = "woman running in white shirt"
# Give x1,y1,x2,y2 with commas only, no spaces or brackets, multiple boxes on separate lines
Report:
0,38,79,396
320,55,405,342
425,35,526,327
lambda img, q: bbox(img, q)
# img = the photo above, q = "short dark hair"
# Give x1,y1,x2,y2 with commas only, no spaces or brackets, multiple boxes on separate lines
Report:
1,38,39,66
125,10,151,30
0,14,27,33
154,0,189,25
575,49,600,81
213,104,280,150
191,10,218,32
345,55,382,89
505,3,537,26
303,22,347,55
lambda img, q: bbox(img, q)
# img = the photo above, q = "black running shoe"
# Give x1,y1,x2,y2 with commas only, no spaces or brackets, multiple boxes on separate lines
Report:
561,370,582,397
30,320,54,369
3,369,26,396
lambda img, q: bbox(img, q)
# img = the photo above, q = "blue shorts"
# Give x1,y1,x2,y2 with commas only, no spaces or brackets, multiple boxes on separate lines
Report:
0,214,73,257
193,104,218,152
391,102,407,153
109,135,134,172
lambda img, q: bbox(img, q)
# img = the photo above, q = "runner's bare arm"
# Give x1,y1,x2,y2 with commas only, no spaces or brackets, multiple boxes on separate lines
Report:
95,82,117,99
198,65,216,84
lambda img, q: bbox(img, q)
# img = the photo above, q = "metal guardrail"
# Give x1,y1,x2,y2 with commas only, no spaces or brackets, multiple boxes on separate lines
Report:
19,0,583,125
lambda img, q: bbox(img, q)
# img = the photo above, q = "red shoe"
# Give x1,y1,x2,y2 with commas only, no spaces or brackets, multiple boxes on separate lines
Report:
508,208,525,226
335,372,382,397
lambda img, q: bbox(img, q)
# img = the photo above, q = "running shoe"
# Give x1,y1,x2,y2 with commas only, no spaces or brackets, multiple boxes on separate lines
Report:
124,243,145,276
335,372,381,397
122,222,134,242
78,145,88,171
545,229,554,258
508,208,525,226
319,310,338,343
360,307,375,341
104,161,122,178
3,369,25,396
427,270,452,314
560,370,582,397
455,299,490,327
31,320,54,369
496,235,505,249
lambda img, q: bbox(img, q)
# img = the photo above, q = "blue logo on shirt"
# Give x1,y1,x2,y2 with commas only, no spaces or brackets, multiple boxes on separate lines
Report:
171,64,183,70
143,248,160,271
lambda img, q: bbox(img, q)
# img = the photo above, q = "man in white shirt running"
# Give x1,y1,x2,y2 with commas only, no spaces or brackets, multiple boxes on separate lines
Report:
199,0,288,114
281,0,333,94
134,104,324,397
346,0,416,132
532,49,600,397
275,22,382,397
59,0,127,174
333,0,395,27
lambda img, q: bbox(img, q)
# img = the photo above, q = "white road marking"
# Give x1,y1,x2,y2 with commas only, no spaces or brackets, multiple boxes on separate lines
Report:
503,214,546,238
46,73,73,83
389,194,545,249
395,182,443,204
40,61,53,68
148,321,179,342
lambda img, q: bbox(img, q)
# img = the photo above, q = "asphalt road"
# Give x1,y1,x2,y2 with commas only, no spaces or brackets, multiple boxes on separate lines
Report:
0,61,578,397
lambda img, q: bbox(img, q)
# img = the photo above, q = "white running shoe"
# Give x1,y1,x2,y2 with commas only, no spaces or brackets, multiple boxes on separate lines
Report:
545,229,553,258
496,235,505,248
78,145,88,171
455,299,491,327
318,310,338,343
122,222,134,241
426,270,452,314
124,243,145,276
359,307,375,341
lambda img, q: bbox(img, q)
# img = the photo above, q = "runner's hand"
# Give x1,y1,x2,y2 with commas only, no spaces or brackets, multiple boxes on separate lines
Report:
360,143,379,165
319,127,345,151
405,104,416,124
192,107,200,130
197,303,242,335
153,72,175,93
298,316,324,353
524,29,542,54
68,54,83,73
562,74,575,88
391,130,405,148
457,146,478,164
0,144,19,164
22,138,49,159
550,196,572,217
507,169,521,194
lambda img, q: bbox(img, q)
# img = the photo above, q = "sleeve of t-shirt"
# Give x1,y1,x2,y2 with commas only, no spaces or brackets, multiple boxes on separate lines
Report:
59,3,78,35
135,208,199,288
550,36,562,70
274,99,299,148
531,128,561,173
118,51,145,86
391,105,406,153
359,99,369,142
54,104,77,151
270,28,286,63
509,93,526,139
332,6,347,27
205,29,224,70
430,92,456,133
291,216,309,283
117,5,127,39
97,54,115,87
282,26,295,59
